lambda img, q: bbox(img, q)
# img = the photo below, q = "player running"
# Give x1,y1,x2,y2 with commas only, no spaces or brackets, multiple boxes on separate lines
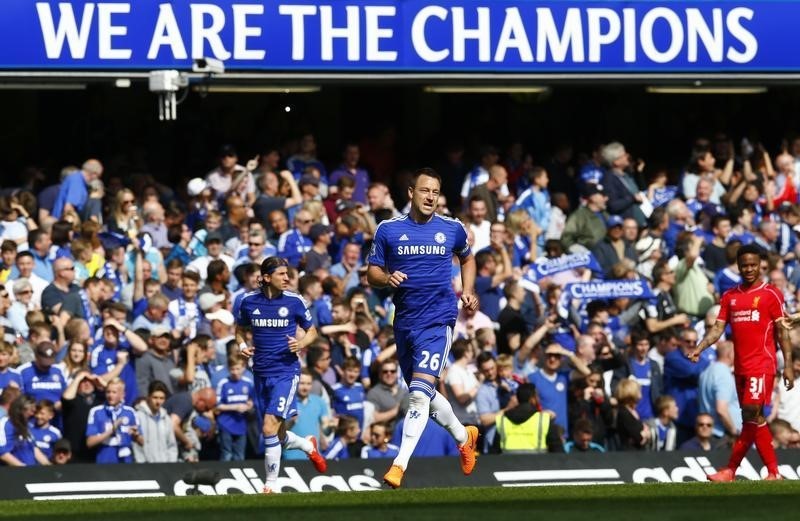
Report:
367,167,480,489
689,243,794,481
236,256,327,493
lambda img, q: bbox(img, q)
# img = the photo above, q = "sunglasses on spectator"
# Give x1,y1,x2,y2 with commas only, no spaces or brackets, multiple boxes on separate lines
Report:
697,422,713,427
382,369,397,374
298,219,312,224
249,242,264,247
16,290,32,295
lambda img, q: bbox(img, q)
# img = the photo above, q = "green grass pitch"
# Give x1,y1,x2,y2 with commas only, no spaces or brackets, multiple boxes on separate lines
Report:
0,482,796,521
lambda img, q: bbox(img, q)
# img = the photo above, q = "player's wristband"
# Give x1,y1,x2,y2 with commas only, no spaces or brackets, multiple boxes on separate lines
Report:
239,342,248,351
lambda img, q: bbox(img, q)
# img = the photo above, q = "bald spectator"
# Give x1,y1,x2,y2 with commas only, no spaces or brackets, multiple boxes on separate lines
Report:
41,257,82,319
52,159,103,220
165,386,217,462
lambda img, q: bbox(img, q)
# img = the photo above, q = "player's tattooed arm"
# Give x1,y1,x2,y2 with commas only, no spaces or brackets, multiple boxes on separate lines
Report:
689,320,725,362
779,325,795,391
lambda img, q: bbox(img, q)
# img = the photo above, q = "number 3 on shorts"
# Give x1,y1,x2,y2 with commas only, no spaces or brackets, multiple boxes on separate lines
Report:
277,397,286,412
420,351,441,371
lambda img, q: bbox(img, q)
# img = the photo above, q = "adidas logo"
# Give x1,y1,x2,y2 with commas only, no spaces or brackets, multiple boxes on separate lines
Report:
399,234,409,241
252,309,261,315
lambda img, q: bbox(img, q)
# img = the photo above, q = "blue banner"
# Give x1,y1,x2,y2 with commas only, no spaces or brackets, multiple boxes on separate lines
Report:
526,252,602,281
652,186,679,208
2,1,800,71
563,279,654,300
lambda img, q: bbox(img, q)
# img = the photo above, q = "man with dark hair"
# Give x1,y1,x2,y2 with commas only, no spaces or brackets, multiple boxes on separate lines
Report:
236,256,325,493
692,243,794,481
368,167,480,488
495,383,564,453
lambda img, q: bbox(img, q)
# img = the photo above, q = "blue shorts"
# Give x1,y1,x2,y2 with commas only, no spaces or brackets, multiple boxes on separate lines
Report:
253,373,299,420
394,323,454,384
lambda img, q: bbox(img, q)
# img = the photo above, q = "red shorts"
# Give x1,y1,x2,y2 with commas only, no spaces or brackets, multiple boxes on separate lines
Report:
735,373,774,406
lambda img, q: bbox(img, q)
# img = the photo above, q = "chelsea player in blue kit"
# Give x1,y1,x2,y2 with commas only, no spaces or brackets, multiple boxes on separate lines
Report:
367,167,480,488
236,257,327,493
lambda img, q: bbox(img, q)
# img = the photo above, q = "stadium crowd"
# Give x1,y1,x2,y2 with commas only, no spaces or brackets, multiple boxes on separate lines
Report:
2,133,800,465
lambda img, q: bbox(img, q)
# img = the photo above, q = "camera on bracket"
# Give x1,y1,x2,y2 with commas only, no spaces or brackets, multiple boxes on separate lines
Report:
192,57,225,74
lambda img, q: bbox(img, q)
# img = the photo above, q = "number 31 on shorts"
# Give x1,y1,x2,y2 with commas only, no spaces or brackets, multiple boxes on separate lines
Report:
749,376,764,397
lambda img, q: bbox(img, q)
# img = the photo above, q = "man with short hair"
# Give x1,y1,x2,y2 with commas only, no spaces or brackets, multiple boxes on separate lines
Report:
41,257,82,319
85,378,142,463
692,244,794,481
236,257,325,493
561,184,609,251
135,325,177,397
329,143,371,204
52,159,103,220
14,251,47,308
367,167,480,489
19,342,67,412
698,340,742,441
277,210,314,269
366,359,408,426
286,369,333,460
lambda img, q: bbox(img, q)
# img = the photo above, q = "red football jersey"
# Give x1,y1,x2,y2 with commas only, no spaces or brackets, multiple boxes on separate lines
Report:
717,282,785,374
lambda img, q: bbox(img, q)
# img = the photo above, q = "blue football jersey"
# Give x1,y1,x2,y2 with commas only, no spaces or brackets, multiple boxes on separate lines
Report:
237,290,313,377
367,214,470,330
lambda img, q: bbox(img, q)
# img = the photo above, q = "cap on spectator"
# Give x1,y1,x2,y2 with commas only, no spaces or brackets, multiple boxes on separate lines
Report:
779,201,800,218
205,231,223,244
581,183,605,198
218,144,237,158
187,178,208,197
151,325,172,338
192,415,213,434
606,215,624,228
299,174,320,187
199,293,225,312
98,231,130,251
53,439,72,453
635,236,662,262
309,223,331,242
205,309,235,326
35,341,57,360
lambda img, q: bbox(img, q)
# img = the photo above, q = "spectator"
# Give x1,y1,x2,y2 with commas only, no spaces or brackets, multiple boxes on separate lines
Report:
50,438,72,464
529,343,591,437
286,369,333,460
136,325,177,398
85,378,142,463
612,330,663,422
323,415,361,460
331,357,366,431
561,183,608,252
0,341,22,391
0,395,50,466
495,383,563,453
567,371,614,448
474,247,512,323
591,215,638,278
277,209,314,269
133,380,178,463
444,339,480,426
52,159,103,220
90,319,147,406
361,421,399,459
214,355,253,462
644,395,679,451
329,143,370,204
673,234,715,319
165,387,217,463
679,413,727,451
698,340,742,440
29,399,61,460
475,352,518,453
614,379,649,450
366,359,408,426
61,370,105,462
664,327,712,444
19,342,66,414
564,418,606,453
602,142,646,227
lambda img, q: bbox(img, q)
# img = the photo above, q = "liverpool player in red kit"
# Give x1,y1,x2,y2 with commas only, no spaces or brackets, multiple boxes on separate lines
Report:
690,243,794,481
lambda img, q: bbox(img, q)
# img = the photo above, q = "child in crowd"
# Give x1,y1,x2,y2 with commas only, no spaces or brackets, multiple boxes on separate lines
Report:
361,421,399,459
496,353,521,409
0,341,21,391
331,357,366,431
29,399,62,460
324,415,362,460
215,355,253,461
645,395,679,451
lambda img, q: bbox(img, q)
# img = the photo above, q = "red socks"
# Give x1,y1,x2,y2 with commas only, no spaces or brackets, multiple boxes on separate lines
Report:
754,423,779,475
727,421,779,475
727,421,757,471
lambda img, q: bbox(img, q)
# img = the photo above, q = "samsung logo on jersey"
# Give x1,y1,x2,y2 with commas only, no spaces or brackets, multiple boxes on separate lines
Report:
397,245,447,256
252,318,290,328
31,382,62,390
